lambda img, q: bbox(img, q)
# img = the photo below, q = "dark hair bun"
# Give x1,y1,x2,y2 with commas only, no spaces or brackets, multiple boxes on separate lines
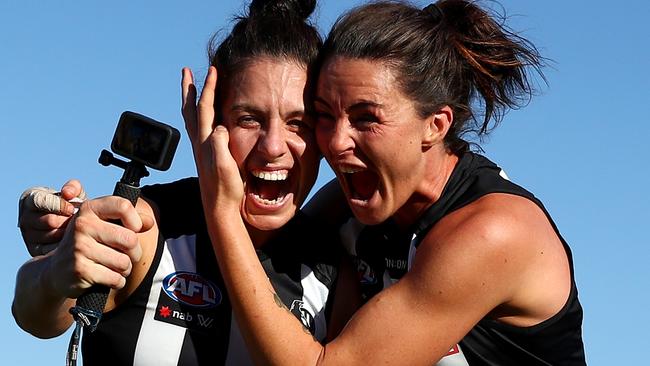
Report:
249,0,316,20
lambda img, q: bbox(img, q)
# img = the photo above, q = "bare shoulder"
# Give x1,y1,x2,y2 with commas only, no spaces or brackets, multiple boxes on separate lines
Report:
414,193,571,326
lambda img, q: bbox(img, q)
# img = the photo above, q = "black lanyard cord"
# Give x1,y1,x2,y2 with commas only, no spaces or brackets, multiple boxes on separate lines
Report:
66,305,102,366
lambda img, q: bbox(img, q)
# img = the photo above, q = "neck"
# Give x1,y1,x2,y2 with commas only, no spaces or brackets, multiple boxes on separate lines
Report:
246,224,277,249
393,149,460,229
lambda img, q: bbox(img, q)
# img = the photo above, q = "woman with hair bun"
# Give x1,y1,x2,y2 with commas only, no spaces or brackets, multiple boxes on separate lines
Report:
191,0,587,364
13,0,358,365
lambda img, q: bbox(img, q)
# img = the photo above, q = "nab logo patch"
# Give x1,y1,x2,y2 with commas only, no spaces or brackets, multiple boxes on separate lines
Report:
162,271,222,308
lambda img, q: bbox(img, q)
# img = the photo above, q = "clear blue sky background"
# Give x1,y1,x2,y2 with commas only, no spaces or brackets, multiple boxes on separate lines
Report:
1,1,647,364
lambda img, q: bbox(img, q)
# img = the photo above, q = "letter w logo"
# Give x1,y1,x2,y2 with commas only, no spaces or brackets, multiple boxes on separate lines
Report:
197,314,214,328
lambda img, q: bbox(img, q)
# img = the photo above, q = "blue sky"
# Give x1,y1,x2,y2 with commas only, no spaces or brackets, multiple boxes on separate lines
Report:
1,1,648,364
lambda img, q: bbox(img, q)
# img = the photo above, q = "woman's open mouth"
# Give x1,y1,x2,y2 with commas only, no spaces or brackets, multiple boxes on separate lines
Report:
339,166,379,202
248,169,292,206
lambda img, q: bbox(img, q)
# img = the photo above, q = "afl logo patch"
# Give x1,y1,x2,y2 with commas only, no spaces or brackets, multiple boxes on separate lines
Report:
162,271,222,308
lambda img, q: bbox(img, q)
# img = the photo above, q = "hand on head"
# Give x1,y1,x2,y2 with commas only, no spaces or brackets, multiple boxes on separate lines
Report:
181,66,244,212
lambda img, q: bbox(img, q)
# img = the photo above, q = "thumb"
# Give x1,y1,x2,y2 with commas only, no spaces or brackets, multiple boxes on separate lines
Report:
60,179,87,201
212,125,231,160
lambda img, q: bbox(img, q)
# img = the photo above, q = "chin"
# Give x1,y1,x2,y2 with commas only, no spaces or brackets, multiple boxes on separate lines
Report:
245,215,292,231
242,205,297,231
350,205,390,226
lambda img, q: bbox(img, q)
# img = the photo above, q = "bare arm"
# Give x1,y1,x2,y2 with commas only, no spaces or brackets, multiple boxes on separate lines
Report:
202,194,570,364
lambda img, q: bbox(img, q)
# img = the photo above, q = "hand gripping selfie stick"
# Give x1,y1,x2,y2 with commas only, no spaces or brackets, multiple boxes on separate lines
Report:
66,112,179,366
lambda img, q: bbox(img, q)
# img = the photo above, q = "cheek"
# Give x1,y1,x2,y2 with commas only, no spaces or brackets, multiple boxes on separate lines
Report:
290,133,319,167
289,135,320,185
227,130,255,169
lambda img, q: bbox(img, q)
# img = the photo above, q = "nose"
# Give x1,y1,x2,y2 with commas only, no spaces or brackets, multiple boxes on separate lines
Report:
257,119,288,159
326,119,355,156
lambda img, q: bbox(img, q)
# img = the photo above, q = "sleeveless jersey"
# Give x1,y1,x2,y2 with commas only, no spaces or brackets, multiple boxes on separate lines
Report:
81,178,340,365
340,152,586,365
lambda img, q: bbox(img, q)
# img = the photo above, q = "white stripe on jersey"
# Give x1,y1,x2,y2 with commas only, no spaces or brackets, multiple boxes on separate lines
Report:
133,235,197,366
300,264,330,341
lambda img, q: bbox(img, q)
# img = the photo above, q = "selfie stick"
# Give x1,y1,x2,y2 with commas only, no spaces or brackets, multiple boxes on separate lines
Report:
66,151,150,366
65,111,179,366
75,150,149,325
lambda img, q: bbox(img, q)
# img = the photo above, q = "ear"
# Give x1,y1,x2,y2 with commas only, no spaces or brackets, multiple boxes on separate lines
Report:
422,105,453,150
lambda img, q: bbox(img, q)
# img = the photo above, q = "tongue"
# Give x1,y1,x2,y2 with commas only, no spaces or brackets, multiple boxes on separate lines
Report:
350,171,377,200
256,181,283,200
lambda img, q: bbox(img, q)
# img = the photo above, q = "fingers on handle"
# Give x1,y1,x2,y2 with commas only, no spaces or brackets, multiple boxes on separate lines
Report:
84,242,135,280
75,260,127,292
75,212,143,264
84,197,144,233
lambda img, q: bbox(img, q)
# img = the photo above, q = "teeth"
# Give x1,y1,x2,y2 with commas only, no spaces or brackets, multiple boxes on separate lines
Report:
252,170,288,181
252,193,286,205
340,166,362,174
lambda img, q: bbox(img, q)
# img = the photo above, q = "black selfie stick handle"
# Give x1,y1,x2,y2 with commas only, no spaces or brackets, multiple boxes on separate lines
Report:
67,154,148,366
73,181,141,328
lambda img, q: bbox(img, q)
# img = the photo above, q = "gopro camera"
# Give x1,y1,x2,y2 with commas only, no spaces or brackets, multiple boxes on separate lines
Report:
111,111,180,171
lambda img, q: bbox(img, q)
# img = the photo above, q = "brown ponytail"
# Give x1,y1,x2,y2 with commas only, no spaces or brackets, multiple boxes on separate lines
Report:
320,0,546,154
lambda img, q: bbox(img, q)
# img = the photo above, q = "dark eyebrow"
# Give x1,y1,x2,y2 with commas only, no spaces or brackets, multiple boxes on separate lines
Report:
346,101,382,114
284,109,305,119
231,103,264,115
313,98,382,112
231,103,304,119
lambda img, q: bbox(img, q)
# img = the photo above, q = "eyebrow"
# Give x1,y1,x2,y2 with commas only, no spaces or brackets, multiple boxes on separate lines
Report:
231,103,304,119
231,103,264,115
346,101,382,114
314,97,383,113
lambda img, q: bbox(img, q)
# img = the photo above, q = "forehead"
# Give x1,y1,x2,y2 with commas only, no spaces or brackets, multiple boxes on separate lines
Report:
316,57,398,98
224,58,308,106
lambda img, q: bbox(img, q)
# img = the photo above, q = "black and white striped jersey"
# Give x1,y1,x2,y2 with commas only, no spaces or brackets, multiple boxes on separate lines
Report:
340,152,586,366
81,178,340,365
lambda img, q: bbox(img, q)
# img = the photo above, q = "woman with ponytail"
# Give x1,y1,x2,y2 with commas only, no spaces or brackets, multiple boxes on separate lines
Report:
13,0,358,365
190,0,587,364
